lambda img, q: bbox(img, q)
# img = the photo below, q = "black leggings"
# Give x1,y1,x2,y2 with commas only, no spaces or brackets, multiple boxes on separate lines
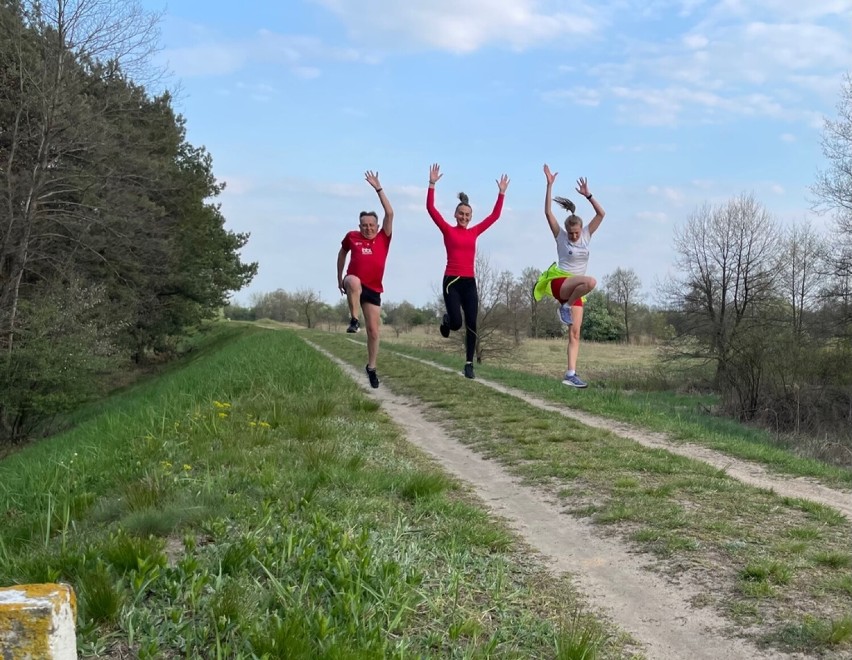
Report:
443,275,478,362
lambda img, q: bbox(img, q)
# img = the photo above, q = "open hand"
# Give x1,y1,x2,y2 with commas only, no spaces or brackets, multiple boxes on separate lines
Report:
575,177,590,198
544,164,558,185
497,174,510,193
365,170,381,190
429,163,443,185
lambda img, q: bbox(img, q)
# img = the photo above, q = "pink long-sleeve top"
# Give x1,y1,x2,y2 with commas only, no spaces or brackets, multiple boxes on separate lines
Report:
427,187,505,277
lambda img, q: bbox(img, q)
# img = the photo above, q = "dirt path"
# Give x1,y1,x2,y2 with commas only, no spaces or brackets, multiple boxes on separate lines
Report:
379,346,852,521
308,340,812,660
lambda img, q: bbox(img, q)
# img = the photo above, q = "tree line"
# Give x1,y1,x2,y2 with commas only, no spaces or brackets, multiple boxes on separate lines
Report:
228,256,669,356
658,74,852,441
1,1,257,443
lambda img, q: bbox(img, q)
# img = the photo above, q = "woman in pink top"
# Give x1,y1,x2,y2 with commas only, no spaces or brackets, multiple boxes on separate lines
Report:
427,163,510,379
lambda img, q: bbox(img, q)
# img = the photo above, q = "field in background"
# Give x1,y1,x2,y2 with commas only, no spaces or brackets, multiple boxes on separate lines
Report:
259,317,711,391
373,324,710,391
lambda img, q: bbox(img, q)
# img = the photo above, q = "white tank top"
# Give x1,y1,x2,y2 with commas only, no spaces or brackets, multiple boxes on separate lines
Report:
556,226,591,275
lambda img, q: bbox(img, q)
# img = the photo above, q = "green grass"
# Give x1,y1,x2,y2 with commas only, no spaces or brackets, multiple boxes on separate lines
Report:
376,332,852,488
307,328,852,657
812,552,852,569
0,324,639,658
776,615,852,650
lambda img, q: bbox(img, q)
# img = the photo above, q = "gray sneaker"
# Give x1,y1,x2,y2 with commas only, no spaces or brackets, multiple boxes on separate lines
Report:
557,304,573,325
562,373,587,388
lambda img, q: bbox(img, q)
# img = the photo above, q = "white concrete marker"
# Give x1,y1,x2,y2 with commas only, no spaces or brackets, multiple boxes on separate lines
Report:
0,583,77,659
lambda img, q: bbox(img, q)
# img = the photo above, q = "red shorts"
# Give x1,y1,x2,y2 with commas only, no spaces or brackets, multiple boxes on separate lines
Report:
551,277,584,306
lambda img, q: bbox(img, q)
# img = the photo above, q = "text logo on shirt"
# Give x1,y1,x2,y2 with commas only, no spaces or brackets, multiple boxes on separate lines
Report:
353,239,373,256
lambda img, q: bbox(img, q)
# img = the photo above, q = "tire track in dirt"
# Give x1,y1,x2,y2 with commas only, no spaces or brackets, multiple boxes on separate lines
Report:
309,339,807,660
372,345,852,521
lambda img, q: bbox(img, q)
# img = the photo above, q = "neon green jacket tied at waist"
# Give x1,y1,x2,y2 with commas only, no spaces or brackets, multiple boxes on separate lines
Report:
533,263,588,303
533,263,569,301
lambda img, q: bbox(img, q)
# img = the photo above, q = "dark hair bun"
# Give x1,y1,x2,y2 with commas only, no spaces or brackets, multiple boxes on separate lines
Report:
554,196,576,214
457,192,470,205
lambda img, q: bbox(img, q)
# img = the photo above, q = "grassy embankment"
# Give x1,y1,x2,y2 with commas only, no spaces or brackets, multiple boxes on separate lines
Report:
0,323,632,659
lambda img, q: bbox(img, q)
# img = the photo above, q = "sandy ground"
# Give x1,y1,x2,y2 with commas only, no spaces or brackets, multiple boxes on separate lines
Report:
305,339,847,659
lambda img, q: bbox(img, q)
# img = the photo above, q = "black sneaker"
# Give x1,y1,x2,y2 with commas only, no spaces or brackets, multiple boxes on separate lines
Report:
365,365,380,388
346,317,360,333
439,314,450,338
463,363,475,379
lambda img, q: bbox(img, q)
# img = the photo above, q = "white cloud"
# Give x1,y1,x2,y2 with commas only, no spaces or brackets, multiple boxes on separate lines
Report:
234,81,280,102
683,33,709,49
551,2,851,127
647,185,684,202
221,176,255,195
160,30,372,79
788,73,846,99
636,210,669,224
542,86,600,106
309,0,600,53
780,133,796,143
710,0,850,22
741,22,847,71
162,44,247,77
609,143,677,153
292,66,322,79
394,185,426,199
276,214,324,226
315,182,364,199
771,184,785,195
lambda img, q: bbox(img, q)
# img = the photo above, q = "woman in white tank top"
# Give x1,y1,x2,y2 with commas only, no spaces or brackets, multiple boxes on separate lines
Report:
542,164,606,388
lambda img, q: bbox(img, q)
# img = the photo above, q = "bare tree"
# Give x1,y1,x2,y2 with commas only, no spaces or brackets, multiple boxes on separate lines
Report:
472,253,517,363
667,194,782,413
518,266,543,338
251,290,292,321
813,73,852,332
385,300,417,337
813,73,852,220
604,267,642,343
494,269,528,346
292,288,323,328
820,241,852,336
783,221,827,337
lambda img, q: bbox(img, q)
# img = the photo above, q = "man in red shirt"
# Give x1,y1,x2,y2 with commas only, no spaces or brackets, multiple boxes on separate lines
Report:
337,170,394,388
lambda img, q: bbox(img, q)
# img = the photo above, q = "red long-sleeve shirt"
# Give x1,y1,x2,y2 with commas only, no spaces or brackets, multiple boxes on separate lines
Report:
427,187,504,277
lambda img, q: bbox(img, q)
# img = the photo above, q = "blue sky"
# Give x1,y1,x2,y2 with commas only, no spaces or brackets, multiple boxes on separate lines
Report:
142,0,850,308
